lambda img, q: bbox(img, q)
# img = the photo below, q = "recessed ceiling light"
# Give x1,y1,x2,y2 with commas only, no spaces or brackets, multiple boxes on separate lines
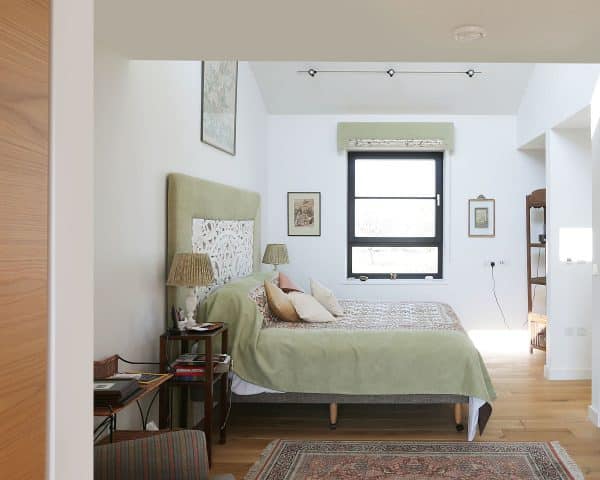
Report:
454,25,487,42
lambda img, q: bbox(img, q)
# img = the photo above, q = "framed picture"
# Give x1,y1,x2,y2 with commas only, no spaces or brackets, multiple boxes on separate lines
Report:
469,197,495,237
288,192,321,236
201,61,238,155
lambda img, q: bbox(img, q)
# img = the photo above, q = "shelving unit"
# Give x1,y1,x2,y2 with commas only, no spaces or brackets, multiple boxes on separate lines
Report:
158,325,229,465
526,188,547,354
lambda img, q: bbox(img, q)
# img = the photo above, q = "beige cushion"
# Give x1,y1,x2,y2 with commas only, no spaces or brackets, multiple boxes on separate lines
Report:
264,281,301,322
310,279,344,316
288,292,335,323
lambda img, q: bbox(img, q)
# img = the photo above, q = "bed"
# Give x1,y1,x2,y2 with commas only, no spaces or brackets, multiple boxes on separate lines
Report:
166,173,496,441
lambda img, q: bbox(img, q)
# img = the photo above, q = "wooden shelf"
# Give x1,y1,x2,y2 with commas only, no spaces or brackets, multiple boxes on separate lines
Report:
169,371,227,386
527,188,547,355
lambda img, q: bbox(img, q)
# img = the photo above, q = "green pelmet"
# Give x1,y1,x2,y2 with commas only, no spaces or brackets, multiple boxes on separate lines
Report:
337,122,455,152
199,274,496,402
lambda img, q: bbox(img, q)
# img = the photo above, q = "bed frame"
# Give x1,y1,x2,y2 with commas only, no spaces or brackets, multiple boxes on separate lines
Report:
167,173,471,433
233,393,468,430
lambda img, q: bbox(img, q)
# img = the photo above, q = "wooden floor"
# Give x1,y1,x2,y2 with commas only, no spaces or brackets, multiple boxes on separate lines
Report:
212,349,600,479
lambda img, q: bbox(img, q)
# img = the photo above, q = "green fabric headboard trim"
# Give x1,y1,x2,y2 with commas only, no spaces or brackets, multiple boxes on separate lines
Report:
337,122,454,152
166,173,261,327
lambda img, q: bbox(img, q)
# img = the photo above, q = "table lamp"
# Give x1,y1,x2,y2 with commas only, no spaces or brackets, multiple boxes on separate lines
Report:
167,253,214,328
262,243,289,271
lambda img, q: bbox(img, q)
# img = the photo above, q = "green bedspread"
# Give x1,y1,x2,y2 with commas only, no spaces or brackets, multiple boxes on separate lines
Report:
199,273,496,402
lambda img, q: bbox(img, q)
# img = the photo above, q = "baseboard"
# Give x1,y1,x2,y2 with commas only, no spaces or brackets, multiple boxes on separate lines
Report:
544,365,591,380
589,405,600,427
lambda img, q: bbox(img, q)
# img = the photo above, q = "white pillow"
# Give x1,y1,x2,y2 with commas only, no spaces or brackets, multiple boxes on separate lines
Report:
288,292,335,323
310,279,344,316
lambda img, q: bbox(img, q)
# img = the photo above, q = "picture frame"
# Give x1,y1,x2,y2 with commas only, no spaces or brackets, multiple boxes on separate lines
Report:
287,192,321,236
201,61,238,155
469,196,495,237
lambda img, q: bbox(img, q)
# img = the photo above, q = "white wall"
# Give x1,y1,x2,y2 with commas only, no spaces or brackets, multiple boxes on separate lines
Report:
517,64,600,147
545,129,593,380
94,46,268,426
50,0,94,479
265,115,545,331
591,79,600,426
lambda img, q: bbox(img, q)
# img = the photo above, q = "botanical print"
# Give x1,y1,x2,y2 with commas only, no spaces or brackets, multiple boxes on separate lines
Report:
288,192,321,236
474,207,489,228
294,199,315,227
192,219,253,292
201,61,238,154
469,197,495,237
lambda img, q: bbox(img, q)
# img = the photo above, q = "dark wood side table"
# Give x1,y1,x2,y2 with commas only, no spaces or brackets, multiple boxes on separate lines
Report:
159,324,229,464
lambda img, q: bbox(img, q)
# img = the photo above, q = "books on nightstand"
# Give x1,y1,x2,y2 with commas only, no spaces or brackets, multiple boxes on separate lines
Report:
94,378,142,407
170,353,231,381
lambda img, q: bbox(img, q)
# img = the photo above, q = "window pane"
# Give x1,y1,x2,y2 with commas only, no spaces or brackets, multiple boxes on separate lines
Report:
351,246,438,274
355,199,436,237
355,159,436,197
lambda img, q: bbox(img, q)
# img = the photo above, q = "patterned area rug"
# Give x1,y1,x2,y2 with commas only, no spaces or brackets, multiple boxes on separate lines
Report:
244,440,583,480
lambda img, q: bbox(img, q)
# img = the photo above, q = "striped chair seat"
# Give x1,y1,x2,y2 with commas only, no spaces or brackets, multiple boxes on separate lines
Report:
94,430,233,480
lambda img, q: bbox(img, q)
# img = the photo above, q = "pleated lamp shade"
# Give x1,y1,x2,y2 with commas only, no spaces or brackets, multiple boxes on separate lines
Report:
166,253,214,287
262,244,289,266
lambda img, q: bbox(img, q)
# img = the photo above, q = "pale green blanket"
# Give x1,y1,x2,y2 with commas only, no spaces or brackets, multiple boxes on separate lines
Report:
199,274,496,402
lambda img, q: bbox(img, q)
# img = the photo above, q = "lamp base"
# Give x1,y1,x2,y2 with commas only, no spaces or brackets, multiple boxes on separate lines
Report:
185,288,198,328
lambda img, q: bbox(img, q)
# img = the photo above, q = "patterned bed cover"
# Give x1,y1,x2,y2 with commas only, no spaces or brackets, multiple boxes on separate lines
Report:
264,299,463,332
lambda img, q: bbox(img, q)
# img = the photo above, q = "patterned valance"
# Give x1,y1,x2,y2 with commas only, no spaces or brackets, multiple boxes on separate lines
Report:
337,122,454,152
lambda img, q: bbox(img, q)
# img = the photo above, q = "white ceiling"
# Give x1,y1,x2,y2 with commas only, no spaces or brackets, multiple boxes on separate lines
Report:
95,0,600,62
250,62,534,114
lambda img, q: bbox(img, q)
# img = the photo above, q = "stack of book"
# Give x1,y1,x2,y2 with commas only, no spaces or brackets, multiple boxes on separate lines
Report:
170,353,231,381
94,378,141,407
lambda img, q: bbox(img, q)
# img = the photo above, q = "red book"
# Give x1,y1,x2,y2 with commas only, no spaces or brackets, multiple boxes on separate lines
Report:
175,367,205,373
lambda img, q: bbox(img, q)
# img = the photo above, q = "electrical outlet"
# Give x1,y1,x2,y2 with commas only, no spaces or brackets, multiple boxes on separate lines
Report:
487,260,506,267
577,327,588,337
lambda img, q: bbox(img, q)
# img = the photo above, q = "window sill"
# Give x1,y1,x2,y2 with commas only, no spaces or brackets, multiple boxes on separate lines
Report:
341,278,448,286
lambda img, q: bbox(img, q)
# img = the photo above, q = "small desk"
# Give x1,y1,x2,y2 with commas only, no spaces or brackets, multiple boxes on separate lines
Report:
159,324,229,465
94,373,173,443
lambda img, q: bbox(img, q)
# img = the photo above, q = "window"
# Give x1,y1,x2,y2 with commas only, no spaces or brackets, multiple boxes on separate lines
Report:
347,151,443,279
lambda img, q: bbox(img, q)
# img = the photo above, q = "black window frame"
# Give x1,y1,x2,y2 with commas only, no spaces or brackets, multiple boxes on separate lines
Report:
347,151,444,279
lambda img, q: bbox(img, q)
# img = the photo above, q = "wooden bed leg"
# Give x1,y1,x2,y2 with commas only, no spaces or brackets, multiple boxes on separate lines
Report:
454,403,464,432
329,403,338,430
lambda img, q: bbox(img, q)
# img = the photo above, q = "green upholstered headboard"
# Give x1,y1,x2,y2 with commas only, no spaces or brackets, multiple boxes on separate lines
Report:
166,173,261,327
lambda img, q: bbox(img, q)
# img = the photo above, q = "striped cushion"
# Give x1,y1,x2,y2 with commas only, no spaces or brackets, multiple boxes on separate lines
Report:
94,430,209,480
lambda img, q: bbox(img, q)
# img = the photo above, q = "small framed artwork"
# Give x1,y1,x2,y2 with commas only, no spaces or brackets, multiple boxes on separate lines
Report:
201,61,238,155
288,192,321,236
469,196,495,237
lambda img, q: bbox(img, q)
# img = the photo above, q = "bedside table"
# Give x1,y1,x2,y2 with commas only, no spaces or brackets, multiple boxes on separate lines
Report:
158,324,229,464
